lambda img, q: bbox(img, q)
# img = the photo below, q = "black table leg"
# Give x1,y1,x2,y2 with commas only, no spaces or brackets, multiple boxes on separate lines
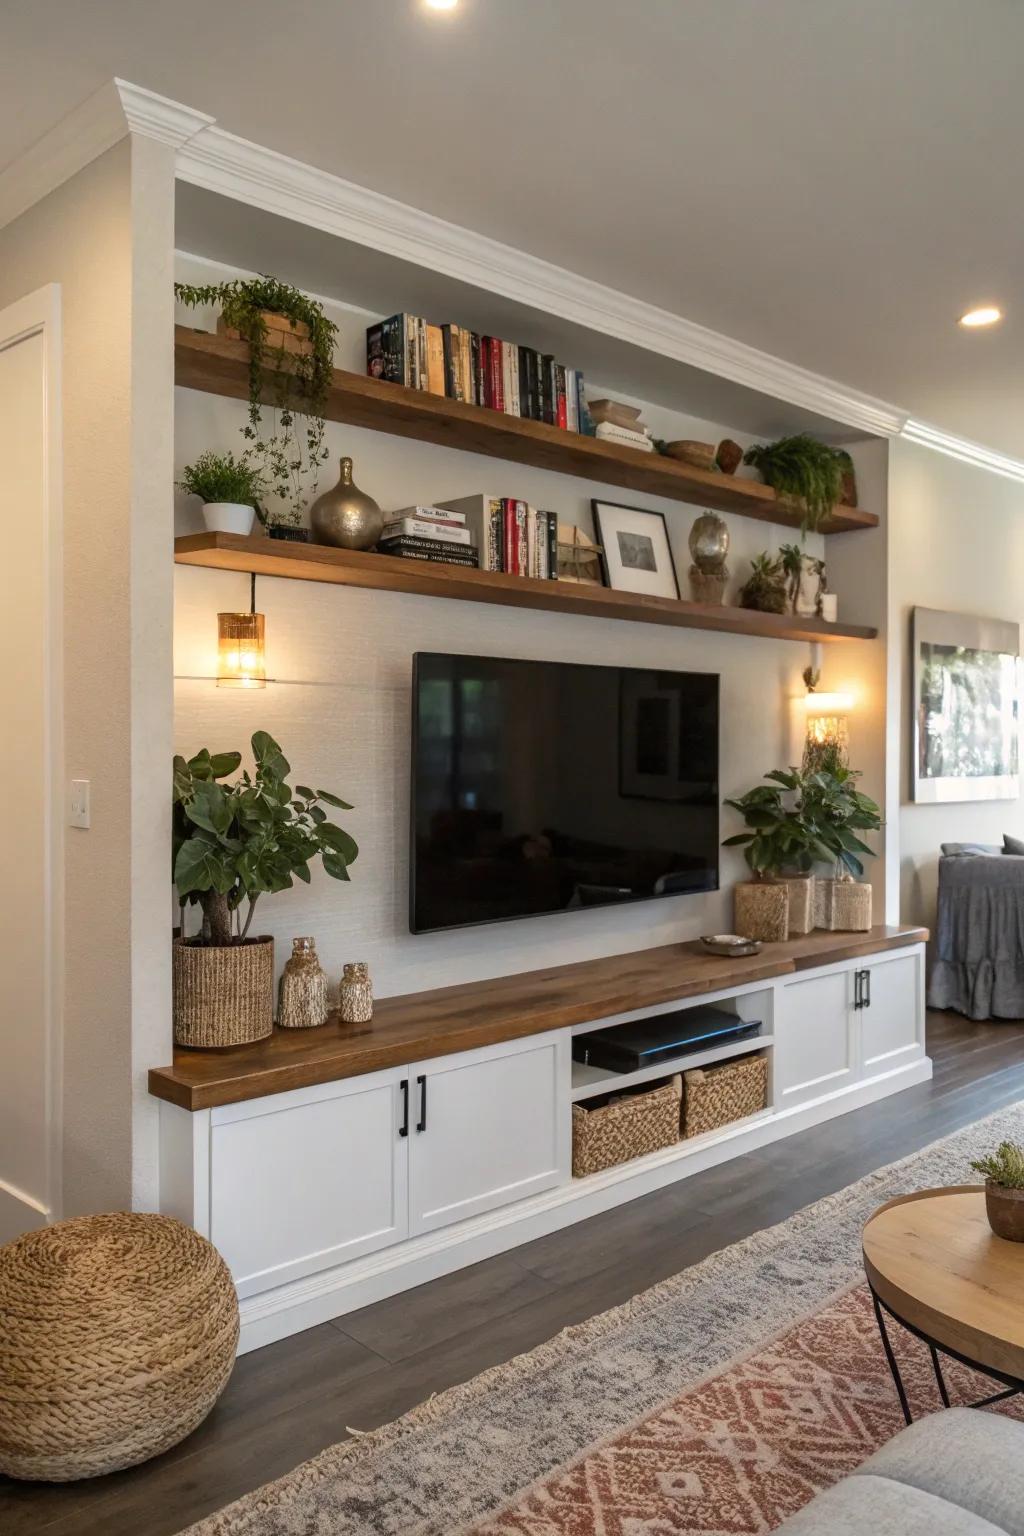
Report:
872,1290,914,1424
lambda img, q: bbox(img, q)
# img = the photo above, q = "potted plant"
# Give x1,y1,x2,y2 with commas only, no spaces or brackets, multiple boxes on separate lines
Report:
723,769,833,939
779,541,826,617
177,450,265,535
175,276,338,538
743,435,849,534
970,1141,1024,1241
738,552,788,614
173,732,358,1048
801,767,882,930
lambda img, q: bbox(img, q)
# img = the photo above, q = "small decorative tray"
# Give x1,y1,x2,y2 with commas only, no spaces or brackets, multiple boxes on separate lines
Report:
700,934,763,958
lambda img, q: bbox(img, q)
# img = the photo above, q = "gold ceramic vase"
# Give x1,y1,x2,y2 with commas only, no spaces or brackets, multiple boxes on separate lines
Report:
310,456,383,550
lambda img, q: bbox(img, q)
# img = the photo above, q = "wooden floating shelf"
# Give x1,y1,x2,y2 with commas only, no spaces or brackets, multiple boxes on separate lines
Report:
174,533,879,645
174,327,880,536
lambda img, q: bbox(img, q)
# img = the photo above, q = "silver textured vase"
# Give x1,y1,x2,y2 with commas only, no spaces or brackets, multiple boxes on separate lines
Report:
688,511,729,574
310,457,383,550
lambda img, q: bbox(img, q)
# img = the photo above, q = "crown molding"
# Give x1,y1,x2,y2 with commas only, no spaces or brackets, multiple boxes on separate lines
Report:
900,418,1024,486
114,79,215,149
177,123,905,440
0,79,213,233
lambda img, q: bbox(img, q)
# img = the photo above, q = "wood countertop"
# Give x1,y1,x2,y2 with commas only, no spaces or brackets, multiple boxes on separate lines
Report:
149,925,927,1111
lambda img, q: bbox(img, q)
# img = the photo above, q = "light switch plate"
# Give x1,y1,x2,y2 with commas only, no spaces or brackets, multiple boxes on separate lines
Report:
69,779,90,829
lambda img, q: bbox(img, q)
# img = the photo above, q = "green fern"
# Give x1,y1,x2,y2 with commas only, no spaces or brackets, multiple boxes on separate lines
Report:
744,435,846,534
971,1140,1024,1189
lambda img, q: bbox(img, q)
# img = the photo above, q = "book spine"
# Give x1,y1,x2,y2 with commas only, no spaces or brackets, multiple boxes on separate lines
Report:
475,334,488,408
576,371,594,434
526,506,538,579
540,354,554,425
517,346,531,418
418,318,427,391
382,519,472,543
389,506,467,523
555,363,567,429
459,328,472,405
488,497,503,571
491,341,504,412
382,547,480,567
565,369,578,432
378,534,477,554
547,512,558,578
425,324,445,396
515,500,528,576
507,344,521,417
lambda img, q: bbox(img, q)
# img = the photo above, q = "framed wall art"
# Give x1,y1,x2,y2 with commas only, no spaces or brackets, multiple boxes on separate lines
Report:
912,606,1021,803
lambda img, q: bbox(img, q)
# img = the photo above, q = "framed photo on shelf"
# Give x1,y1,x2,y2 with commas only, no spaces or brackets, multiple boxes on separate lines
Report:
591,500,679,600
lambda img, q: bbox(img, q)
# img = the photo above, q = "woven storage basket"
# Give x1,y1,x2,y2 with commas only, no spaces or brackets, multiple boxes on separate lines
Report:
0,1212,238,1482
781,874,814,936
734,880,789,942
572,1075,681,1179
683,1052,768,1139
173,936,273,1048
814,877,872,932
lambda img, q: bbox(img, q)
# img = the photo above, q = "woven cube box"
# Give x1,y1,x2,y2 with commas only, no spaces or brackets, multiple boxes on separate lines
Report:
572,1075,682,1178
683,1053,769,1140
734,881,789,943
815,877,872,931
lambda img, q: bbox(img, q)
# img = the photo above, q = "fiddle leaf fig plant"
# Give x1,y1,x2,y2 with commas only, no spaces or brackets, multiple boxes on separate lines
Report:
173,732,357,946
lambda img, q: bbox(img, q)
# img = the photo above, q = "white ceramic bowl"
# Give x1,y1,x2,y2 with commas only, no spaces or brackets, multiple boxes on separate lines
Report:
202,502,256,536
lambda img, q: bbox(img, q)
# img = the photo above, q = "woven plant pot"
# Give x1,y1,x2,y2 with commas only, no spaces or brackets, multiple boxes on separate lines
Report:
0,1212,238,1481
734,880,789,943
780,874,814,936
683,1053,769,1139
572,1075,681,1179
173,936,273,1048
814,877,872,932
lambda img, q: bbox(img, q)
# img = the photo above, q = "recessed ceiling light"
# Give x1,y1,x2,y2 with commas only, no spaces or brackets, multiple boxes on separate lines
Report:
423,0,459,9
959,305,1003,328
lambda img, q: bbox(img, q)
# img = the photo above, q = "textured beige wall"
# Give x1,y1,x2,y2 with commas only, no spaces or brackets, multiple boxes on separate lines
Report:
0,138,175,1215
889,437,1024,929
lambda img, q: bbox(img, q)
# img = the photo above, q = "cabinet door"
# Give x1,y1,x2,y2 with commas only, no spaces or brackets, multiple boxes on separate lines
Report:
210,1069,408,1297
775,969,857,1108
409,1032,568,1238
860,954,923,1075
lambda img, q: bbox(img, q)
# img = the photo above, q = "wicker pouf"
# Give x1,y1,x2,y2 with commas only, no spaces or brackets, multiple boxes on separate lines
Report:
0,1212,238,1482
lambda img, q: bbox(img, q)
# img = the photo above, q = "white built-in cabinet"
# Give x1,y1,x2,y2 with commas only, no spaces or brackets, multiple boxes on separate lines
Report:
158,941,928,1353
774,948,925,1110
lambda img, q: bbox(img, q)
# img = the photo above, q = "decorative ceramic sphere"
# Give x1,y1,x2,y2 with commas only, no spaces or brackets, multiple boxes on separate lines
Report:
688,511,730,574
310,457,383,550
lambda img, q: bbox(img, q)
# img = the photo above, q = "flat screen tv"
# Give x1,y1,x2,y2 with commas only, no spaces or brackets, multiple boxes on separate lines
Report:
410,652,719,934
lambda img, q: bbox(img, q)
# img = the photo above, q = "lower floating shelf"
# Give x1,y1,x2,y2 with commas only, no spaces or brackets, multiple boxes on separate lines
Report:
174,534,878,645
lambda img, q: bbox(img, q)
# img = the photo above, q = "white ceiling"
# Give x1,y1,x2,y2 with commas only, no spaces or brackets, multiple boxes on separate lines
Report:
3,0,1022,457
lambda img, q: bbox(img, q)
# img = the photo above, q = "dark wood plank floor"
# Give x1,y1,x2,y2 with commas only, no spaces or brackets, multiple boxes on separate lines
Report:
4,1011,1022,1536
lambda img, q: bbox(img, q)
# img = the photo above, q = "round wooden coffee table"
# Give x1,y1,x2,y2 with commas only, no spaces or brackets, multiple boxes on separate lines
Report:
863,1186,1024,1423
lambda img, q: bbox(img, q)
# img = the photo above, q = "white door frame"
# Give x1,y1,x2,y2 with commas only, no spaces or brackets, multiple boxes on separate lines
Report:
0,284,63,1232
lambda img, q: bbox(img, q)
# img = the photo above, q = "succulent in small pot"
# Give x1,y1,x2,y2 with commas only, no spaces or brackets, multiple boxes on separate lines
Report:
177,451,265,536
173,732,358,1048
738,552,788,614
970,1141,1024,1242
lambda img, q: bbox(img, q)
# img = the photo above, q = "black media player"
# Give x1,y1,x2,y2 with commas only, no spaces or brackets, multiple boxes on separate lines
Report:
572,1006,761,1074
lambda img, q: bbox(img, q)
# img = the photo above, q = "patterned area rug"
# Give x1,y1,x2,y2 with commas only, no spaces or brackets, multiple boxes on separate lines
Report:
475,1284,1023,1534
185,1101,1024,1536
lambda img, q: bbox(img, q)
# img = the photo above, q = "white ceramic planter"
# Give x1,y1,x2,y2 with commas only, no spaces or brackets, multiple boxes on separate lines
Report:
202,502,256,536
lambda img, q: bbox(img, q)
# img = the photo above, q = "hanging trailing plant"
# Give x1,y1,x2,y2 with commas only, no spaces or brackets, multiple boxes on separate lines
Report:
743,434,847,534
175,276,338,527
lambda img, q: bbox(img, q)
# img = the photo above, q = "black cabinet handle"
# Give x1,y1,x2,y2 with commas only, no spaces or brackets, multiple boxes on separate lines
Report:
398,1079,409,1137
853,970,863,1010
416,1074,427,1133
864,968,872,1009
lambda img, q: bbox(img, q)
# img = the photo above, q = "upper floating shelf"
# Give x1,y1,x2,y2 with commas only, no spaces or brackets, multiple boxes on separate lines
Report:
174,327,880,535
174,533,878,645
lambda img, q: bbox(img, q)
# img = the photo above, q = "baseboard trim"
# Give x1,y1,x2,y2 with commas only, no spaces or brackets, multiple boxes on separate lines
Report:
237,1054,932,1353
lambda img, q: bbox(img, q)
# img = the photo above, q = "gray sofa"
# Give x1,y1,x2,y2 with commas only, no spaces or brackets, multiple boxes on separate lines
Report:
776,1409,1024,1534
927,843,1024,1020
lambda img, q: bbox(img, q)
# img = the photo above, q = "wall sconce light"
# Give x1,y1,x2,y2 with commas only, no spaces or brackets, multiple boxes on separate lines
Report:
217,574,266,689
802,663,853,773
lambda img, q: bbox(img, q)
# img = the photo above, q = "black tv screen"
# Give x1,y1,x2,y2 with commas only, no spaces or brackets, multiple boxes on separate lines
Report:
410,653,719,934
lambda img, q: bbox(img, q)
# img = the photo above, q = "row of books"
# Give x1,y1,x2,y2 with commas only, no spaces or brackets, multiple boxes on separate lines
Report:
366,313,591,432
379,496,560,579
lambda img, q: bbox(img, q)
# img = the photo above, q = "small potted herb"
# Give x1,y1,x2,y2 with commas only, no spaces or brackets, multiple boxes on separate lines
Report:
178,451,264,536
173,733,358,1048
738,553,788,615
970,1141,1024,1241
